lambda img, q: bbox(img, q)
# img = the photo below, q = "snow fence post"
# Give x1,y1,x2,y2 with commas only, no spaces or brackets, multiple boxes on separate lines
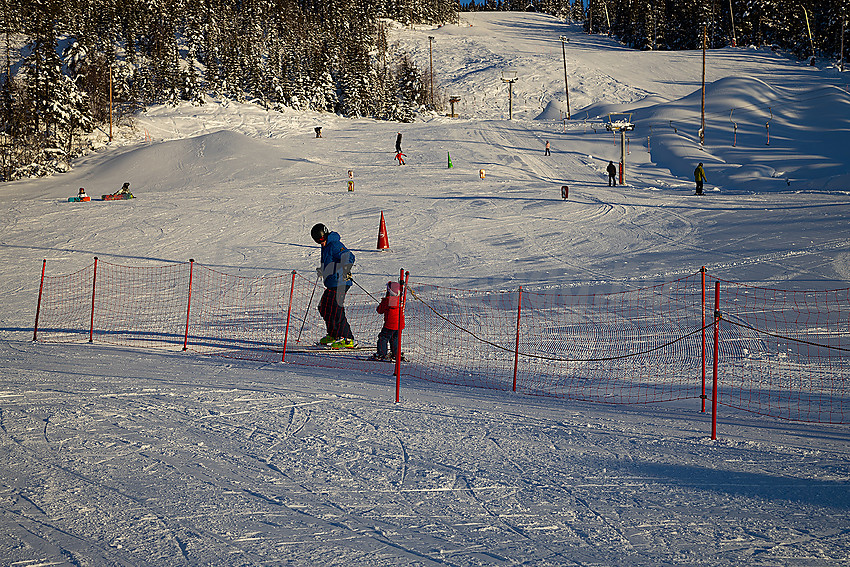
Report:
183,259,194,351
33,259,46,342
701,266,707,413
711,281,721,440
89,257,98,343
281,271,297,363
395,268,409,403
513,286,522,392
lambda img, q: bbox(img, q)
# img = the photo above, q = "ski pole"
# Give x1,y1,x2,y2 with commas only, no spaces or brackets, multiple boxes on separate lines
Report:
350,277,381,303
296,271,321,343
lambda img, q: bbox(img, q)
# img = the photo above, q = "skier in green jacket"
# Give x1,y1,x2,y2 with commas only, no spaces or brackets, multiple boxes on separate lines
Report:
694,163,707,195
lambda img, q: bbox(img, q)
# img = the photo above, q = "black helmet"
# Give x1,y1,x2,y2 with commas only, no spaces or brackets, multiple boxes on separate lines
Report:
311,223,329,243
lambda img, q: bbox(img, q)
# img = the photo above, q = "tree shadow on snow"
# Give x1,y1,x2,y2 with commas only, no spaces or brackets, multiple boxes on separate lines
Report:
615,459,850,511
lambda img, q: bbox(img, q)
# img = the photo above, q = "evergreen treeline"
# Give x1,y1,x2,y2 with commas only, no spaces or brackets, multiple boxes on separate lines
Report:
0,0,457,181
465,0,847,57
2,0,847,181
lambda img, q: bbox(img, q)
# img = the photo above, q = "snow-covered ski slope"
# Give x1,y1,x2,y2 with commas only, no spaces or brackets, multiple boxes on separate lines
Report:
0,12,848,566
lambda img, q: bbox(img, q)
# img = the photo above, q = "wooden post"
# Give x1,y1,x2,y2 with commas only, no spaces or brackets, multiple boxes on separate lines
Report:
728,0,737,47
428,36,435,108
108,65,113,142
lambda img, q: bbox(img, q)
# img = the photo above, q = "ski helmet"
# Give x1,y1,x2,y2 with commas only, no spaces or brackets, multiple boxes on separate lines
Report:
387,281,401,296
311,223,329,243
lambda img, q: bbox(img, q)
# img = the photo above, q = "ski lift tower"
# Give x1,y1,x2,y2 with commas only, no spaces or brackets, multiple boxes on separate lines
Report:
606,113,635,185
501,71,518,120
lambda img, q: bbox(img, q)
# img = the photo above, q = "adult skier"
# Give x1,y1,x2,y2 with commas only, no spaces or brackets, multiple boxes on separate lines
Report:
694,163,707,195
606,161,617,186
395,132,403,153
311,223,357,349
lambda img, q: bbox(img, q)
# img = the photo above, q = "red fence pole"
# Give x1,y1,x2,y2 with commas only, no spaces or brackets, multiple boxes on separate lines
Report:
513,286,522,392
33,259,46,341
395,268,409,403
89,257,98,343
282,270,297,362
701,266,706,412
183,259,195,351
711,280,721,440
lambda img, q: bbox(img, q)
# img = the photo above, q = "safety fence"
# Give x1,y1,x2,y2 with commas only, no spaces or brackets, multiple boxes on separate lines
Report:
32,258,850,428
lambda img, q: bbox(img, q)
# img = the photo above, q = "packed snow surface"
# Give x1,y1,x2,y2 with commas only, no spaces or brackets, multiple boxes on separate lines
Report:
0,12,848,566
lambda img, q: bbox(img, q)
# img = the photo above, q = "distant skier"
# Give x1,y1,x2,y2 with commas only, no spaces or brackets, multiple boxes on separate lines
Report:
116,182,131,195
371,281,405,362
606,161,617,186
395,151,406,165
694,162,707,195
311,223,357,349
544,141,551,156
314,126,323,138
78,187,87,198
395,132,403,153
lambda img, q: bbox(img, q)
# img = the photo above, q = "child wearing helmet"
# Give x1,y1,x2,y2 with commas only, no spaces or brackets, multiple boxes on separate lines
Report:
371,281,405,361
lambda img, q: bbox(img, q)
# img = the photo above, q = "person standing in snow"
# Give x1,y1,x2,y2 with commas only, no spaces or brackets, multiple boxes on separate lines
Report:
694,162,707,195
606,161,617,186
544,140,551,156
311,223,357,349
371,281,405,361
395,151,406,165
395,132,403,153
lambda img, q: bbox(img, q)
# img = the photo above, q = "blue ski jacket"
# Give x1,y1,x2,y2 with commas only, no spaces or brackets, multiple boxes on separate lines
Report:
320,231,355,288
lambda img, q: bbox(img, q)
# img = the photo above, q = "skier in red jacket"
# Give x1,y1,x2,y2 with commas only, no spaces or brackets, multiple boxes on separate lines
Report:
371,281,405,361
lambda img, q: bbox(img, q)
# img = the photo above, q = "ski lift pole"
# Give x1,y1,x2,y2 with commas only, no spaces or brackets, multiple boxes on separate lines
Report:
559,35,571,119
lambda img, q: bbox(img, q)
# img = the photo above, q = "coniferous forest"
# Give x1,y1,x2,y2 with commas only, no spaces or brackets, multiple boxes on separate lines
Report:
1,0,846,181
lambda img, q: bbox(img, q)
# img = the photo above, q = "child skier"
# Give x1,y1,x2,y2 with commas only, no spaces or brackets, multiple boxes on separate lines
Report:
395,151,406,165
371,281,405,361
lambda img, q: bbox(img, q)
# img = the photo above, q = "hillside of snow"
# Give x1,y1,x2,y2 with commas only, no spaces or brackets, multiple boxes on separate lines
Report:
0,12,848,566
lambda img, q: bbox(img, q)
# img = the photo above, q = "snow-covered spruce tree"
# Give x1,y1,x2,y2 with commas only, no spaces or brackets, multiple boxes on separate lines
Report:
17,0,69,176
48,74,93,160
393,52,427,122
